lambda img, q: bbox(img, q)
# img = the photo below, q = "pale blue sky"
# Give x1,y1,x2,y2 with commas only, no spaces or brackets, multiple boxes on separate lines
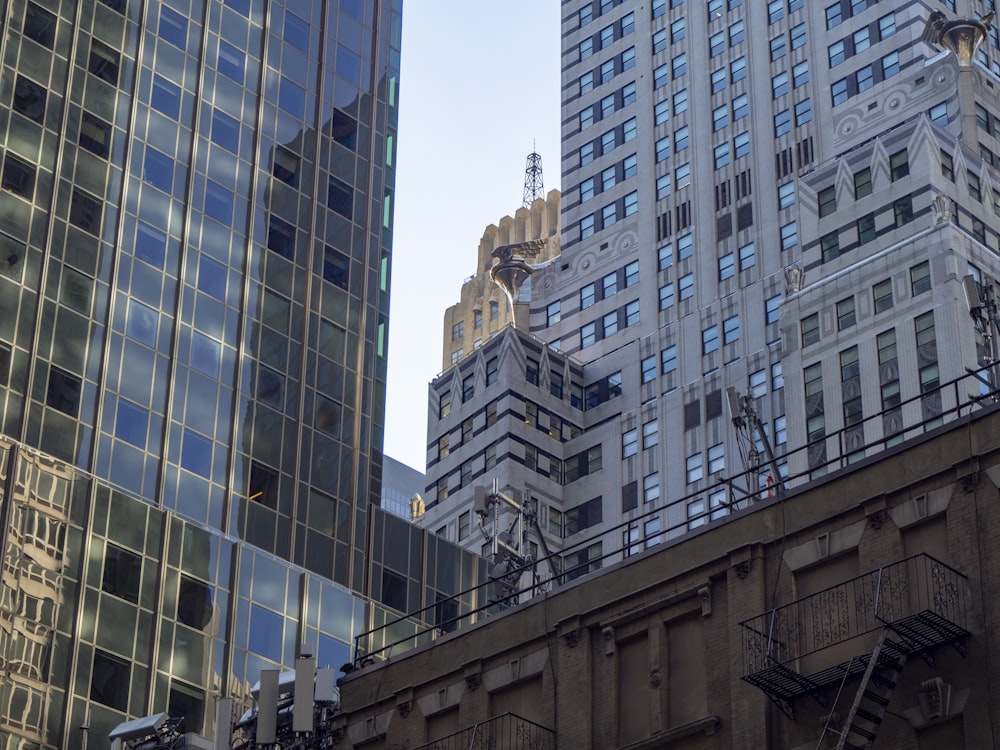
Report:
384,1,562,470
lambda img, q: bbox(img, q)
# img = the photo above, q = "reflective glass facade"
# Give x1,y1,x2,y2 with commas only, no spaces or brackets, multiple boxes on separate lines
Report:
0,0,405,746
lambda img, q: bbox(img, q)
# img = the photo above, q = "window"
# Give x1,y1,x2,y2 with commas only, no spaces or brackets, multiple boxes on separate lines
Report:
780,221,797,250
729,19,745,44
792,61,809,88
2,155,34,199
686,453,703,483
890,150,909,180
602,203,617,227
103,544,142,603
857,214,876,244
714,143,730,169
968,171,982,202
856,64,874,92
24,2,57,48
791,22,807,49
771,34,787,60
854,168,872,198
713,104,729,132
547,301,561,326
625,300,640,326
882,51,900,78
801,313,819,347
719,253,735,281
702,325,719,354
89,39,120,85
873,279,893,313
654,99,669,125
485,357,498,386
581,283,596,309
581,214,595,239
711,30,726,56
734,131,750,158
641,355,657,384
659,283,675,310
772,71,789,99
795,98,812,126
829,40,846,67
671,17,686,42
603,311,618,337
462,373,474,402
750,369,766,398
474,309,483,329
12,75,46,124
642,475,661,509
439,393,451,418
910,261,931,296
723,315,740,344
624,191,638,216
675,126,689,152
774,109,791,137
672,52,687,77
159,5,188,48
490,300,499,320
581,322,597,348
778,182,795,209
837,297,856,330
679,273,694,300
768,0,784,23
622,428,638,458
673,88,688,113
639,419,659,449
879,12,896,39
818,186,837,217
708,443,725,474
894,197,913,227
738,242,755,271
831,78,849,106
854,26,870,53
712,68,726,93
766,295,781,325
92,650,131,711
661,345,677,374
655,137,670,163
841,345,861,381
451,321,464,341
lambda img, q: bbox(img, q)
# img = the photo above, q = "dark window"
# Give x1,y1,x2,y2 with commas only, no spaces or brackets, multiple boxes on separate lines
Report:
0,342,10,386
381,569,407,612
684,400,700,430
169,682,205,734
267,216,296,259
218,40,244,83
331,109,358,150
622,481,638,513
272,146,300,187
327,176,353,218
526,358,539,385
24,3,56,48
462,373,474,402
102,544,141,603
256,364,283,408
248,461,278,509
315,394,342,437
12,75,46,123
69,190,101,234
88,39,120,85
46,366,81,416
79,112,111,156
821,232,840,262
98,0,126,12
323,246,349,289
91,651,130,711
177,575,213,630
857,214,876,244
2,154,35,199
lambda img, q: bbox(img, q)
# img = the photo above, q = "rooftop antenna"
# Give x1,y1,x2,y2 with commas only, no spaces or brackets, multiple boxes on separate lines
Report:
522,144,544,208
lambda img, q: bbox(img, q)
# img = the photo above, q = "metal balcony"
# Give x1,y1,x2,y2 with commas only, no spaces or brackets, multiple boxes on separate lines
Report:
413,712,555,750
740,554,969,718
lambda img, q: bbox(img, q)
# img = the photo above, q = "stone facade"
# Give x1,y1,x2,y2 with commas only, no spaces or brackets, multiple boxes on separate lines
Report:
441,190,561,372
336,406,1000,749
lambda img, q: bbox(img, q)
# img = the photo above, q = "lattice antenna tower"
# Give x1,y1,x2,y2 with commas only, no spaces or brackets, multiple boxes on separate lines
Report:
522,145,544,208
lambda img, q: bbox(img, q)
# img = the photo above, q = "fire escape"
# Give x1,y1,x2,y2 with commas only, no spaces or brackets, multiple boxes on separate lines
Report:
740,554,968,750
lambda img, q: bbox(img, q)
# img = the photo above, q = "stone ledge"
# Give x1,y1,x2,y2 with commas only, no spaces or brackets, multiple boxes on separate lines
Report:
617,715,721,750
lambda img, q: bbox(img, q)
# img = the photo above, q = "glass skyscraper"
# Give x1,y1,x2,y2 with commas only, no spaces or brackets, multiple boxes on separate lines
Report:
0,0,413,746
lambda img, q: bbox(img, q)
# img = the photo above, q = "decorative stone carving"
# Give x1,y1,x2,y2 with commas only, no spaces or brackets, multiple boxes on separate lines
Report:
650,669,662,689
465,673,481,691
734,560,751,580
867,509,887,530
784,265,804,294
397,701,411,719
602,625,615,656
933,194,955,224
698,584,712,617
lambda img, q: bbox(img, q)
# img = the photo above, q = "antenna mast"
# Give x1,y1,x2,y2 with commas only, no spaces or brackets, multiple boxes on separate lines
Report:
522,145,544,208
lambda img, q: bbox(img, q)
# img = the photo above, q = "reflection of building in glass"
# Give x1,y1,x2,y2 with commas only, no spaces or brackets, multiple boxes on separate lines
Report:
380,456,425,520
0,1,484,747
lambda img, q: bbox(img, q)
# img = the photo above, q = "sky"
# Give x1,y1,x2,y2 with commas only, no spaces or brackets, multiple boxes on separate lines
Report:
384,1,563,471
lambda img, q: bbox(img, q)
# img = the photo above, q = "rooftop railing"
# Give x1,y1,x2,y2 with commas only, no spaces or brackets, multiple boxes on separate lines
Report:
355,367,995,667
412,712,555,750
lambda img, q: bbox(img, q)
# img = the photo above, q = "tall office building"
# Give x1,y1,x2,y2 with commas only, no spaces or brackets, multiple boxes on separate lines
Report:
0,0,428,746
420,2,1000,576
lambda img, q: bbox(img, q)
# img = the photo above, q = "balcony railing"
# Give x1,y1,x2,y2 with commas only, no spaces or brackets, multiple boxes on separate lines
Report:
740,554,968,714
413,713,555,750
355,368,994,668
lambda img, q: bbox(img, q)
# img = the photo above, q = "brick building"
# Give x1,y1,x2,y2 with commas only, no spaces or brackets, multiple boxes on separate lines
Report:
334,402,1000,749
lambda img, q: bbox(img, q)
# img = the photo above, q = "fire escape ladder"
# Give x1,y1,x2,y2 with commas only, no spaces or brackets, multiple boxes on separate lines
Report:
824,627,908,750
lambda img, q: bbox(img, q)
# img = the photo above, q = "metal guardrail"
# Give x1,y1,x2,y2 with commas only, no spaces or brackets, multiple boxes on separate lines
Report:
739,553,968,679
413,712,555,750
355,367,996,667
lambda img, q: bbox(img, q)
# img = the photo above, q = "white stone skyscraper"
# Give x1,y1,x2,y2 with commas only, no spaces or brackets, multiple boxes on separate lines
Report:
420,1,1000,586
